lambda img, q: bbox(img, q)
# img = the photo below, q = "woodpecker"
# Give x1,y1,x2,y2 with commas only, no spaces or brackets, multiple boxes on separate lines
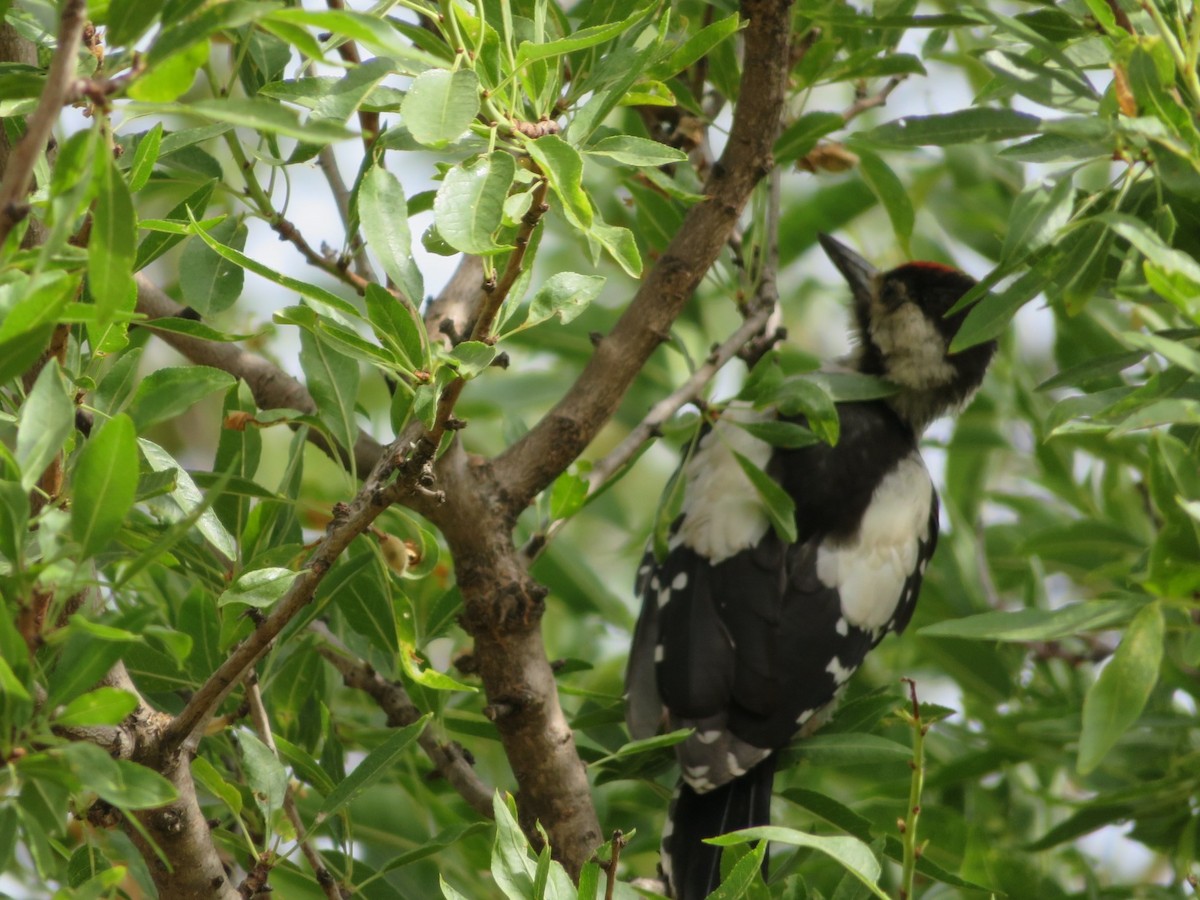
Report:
625,235,997,899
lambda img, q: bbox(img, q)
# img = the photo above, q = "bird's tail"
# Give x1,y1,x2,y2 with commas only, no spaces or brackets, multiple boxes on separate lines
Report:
661,754,777,899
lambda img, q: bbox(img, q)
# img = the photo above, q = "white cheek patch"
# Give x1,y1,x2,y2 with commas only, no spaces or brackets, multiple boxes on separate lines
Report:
678,406,774,564
816,454,933,631
870,302,956,390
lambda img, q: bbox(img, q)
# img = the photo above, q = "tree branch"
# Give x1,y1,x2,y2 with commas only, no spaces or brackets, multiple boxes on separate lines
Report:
134,274,385,474
491,0,795,512
161,421,439,752
0,0,87,247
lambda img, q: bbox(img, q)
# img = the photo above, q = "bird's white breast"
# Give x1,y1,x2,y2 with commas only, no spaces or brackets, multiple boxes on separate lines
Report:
677,406,773,565
815,453,933,631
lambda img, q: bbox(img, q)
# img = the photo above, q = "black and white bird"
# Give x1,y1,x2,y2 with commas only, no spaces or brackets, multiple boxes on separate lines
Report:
625,234,997,899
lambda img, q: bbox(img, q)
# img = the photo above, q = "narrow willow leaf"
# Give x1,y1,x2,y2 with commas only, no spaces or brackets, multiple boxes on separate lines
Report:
126,122,162,192
16,362,74,492
138,438,238,561
359,165,424,304
709,826,888,900
1077,601,1164,774
919,600,1138,641
857,150,913,245
733,451,797,544
775,111,845,165
127,366,236,431
315,716,429,822
863,108,1040,146
186,209,360,319
71,414,138,557
1002,175,1075,262
90,150,137,325
299,329,360,466
586,135,688,166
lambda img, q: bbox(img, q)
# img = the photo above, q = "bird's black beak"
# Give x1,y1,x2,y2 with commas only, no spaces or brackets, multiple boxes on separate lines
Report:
818,234,877,307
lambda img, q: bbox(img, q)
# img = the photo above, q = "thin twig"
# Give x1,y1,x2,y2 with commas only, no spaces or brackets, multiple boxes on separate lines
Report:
603,830,627,900
0,0,88,246
310,622,495,819
244,677,346,900
425,176,550,445
842,76,905,125
521,302,775,563
316,145,376,282
898,678,927,900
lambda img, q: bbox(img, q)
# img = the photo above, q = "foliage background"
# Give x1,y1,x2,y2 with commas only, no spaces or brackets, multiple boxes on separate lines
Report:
1,0,1198,897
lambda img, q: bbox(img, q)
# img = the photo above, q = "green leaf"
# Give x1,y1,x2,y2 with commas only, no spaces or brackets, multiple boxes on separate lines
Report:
400,68,481,148
950,268,1043,352
136,180,215,270
863,108,1040,146
129,97,353,143
585,135,688,166
55,687,139,728
138,438,237,561
708,840,767,900
0,481,29,566
263,8,441,70
731,419,819,449
127,123,162,192
492,792,536,900
315,716,429,823
71,414,138,557
732,451,797,544
186,209,361,319
433,152,516,254
772,379,839,445
191,755,244,816
783,732,912,766
180,216,247,315
128,38,209,102
90,149,137,326
525,135,592,230
58,742,178,809
218,567,299,608
16,361,74,492
127,366,236,431
449,341,497,378
709,826,888,900
105,0,161,48
774,111,845,165
857,150,913,245
0,271,77,345
652,12,741,79
516,7,652,64
299,328,360,466
360,164,425,304
1002,175,1075,262
365,283,427,371
919,600,1139,641
240,731,287,824
1077,601,1164,774
525,272,606,328
588,219,642,277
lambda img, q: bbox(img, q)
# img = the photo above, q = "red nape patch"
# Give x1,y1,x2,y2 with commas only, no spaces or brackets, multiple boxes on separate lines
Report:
905,260,958,273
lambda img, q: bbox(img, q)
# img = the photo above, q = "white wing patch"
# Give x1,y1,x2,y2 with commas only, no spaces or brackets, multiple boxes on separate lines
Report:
815,453,933,631
677,405,774,564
